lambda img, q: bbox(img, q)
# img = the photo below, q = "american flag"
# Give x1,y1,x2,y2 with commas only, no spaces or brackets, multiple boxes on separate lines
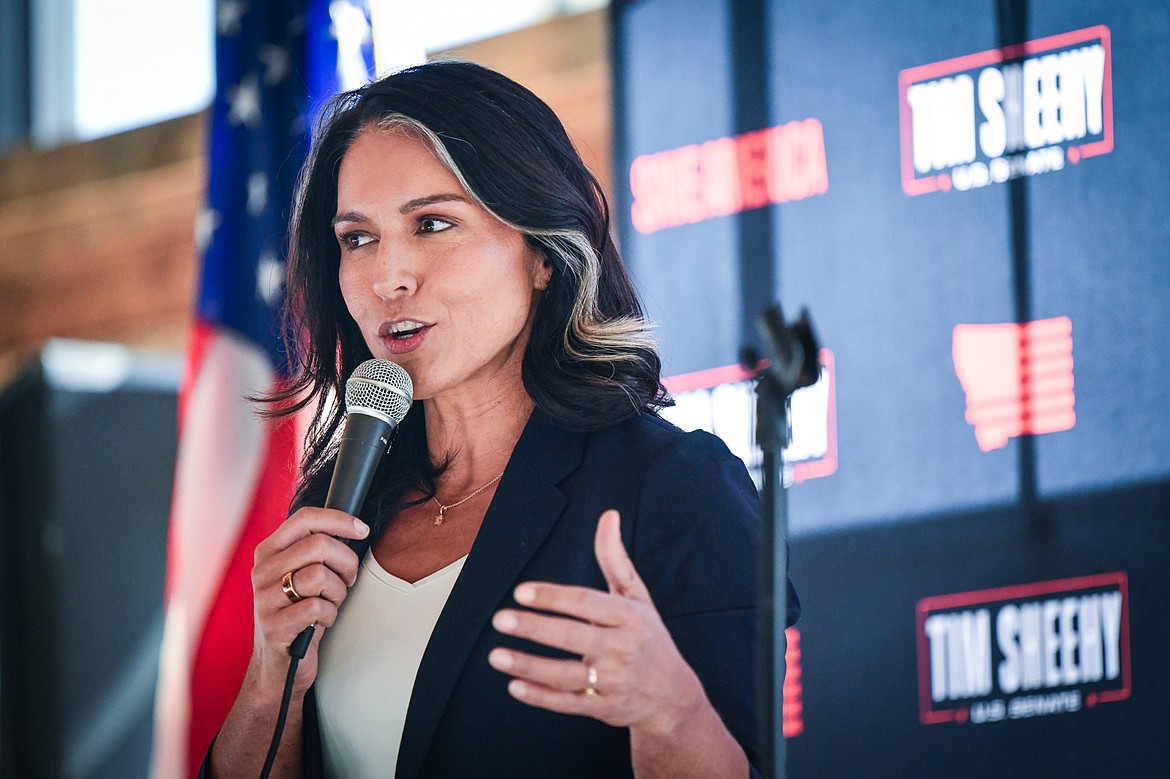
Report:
150,2,384,775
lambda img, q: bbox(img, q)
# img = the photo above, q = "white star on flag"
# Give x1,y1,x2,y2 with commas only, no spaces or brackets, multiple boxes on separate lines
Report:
194,208,221,253
246,172,268,216
217,0,248,36
259,44,291,86
227,72,262,128
256,250,284,306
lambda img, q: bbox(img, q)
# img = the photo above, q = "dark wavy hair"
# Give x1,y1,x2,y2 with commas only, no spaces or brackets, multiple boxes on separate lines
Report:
270,60,669,521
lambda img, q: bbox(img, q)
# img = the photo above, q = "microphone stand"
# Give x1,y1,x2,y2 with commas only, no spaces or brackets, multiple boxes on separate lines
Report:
742,304,819,779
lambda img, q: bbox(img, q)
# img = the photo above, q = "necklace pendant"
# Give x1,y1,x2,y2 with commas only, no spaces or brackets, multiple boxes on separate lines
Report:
434,508,445,526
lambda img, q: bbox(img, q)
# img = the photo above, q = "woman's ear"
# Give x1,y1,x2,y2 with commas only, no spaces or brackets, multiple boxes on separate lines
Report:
533,253,554,291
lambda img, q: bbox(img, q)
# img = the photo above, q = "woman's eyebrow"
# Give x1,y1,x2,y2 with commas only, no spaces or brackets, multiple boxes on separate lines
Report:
332,210,367,228
398,193,469,214
332,194,469,227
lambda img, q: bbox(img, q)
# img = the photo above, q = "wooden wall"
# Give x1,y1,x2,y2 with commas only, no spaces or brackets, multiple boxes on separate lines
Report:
0,10,610,385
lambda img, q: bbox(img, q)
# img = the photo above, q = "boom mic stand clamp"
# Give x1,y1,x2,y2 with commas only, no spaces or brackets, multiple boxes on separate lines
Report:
740,304,819,779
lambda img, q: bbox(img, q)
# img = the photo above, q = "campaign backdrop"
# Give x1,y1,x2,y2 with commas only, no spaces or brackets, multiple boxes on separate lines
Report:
614,0,1170,775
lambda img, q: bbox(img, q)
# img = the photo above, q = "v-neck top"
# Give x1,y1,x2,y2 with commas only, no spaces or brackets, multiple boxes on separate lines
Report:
316,550,468,778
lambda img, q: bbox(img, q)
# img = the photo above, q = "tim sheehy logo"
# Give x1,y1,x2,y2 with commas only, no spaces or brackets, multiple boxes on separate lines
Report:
917,572,1131,726
952,316,1075,451
629,119,829,233
660,350,837,486
899,25,1112,195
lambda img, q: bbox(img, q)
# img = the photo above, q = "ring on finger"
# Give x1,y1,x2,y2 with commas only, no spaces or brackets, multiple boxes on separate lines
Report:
583,664,599,697
281,570,303,603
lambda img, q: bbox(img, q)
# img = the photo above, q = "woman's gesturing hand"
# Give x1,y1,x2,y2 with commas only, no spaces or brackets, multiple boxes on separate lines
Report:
488,509,707,737
248,507,370,697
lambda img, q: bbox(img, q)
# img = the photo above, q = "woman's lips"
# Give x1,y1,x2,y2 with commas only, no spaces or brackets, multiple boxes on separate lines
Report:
382,324,430,354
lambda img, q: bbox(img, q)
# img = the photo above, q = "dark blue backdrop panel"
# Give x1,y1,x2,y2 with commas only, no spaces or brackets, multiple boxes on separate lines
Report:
766,0,1020,532
1025,2,1170,496
617,0,743,375
613,0,1170,776
787,479,1170,777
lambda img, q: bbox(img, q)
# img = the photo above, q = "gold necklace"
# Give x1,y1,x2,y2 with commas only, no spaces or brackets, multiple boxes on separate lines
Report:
430,472,503,526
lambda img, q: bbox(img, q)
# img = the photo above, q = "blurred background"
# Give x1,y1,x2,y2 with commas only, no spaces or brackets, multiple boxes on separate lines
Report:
1,0,1168,777
0,0,611,381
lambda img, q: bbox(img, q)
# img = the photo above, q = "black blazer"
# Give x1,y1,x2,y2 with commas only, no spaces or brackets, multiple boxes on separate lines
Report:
212,410,798,777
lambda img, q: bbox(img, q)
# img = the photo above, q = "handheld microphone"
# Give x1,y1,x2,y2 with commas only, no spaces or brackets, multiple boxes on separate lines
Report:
325,358,414,521
290,358,413,656
262,359,412,778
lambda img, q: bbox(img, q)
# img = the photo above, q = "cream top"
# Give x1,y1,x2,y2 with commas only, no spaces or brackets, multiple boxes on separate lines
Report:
315,550,467,779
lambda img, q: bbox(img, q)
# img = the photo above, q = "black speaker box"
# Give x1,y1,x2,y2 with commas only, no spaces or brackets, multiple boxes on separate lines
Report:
0,340,179,779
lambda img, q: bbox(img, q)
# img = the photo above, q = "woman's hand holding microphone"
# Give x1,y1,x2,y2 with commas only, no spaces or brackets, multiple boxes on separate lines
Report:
247,508,369,698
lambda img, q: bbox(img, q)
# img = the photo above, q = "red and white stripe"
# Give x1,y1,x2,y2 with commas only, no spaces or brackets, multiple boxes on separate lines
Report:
151,322,304,778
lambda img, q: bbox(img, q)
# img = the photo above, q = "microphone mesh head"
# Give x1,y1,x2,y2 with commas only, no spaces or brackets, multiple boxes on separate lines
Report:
345,359,413,424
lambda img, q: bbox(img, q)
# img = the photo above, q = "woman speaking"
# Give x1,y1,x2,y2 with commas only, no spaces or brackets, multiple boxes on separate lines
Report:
206,60,797,778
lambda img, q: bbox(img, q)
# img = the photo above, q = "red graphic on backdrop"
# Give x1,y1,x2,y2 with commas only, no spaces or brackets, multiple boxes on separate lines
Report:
899,25,1113,196
629,119,829,233
952,317,1075,451
916,572,1131,726
784,627,804,737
